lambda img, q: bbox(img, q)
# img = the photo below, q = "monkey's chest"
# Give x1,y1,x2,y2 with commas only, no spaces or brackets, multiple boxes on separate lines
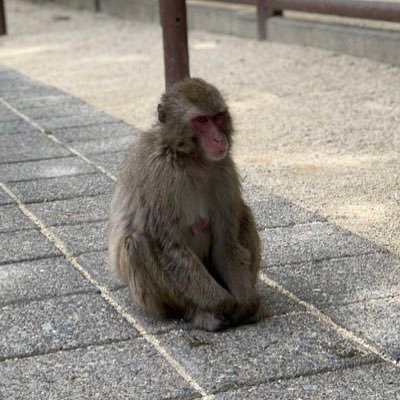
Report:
182,199,211,260
185,221,211,261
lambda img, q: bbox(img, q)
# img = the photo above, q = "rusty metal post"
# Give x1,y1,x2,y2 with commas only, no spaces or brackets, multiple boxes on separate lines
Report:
256,0,268,40
95,0,101,12
159,0,190,89
0,0,6,36
257,1,282,40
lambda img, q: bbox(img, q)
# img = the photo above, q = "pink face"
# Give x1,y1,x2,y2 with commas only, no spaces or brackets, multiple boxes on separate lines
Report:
191,112,229,161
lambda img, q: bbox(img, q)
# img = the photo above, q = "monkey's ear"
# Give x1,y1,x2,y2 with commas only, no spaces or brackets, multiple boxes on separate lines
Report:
157,103,167,124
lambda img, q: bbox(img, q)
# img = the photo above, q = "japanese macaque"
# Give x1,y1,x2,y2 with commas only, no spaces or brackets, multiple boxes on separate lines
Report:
108,78,263,331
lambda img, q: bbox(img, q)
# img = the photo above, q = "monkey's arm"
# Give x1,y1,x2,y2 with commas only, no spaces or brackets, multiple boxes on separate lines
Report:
211,202,261,320
154,230,237,315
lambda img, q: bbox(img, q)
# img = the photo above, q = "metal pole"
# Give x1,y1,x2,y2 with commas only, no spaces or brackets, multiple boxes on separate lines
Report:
256,0,268,40
95,0,101,12
159,0,190,89
0,0,6,35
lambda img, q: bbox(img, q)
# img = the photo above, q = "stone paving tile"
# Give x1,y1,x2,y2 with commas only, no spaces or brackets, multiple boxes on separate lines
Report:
0,119,38,135
0,188,14,205
68,135,135,155
0,106,20,122
0,205,33,232
75,252,195,334
76,250,122,290
0,230,61,265
327,297,400,360
259,279,305,316
158,312,376,393
0,157,96,182
50,221,107,255
246,195,326,230
20,102,99,120
0,71,33,91
0,339,198,400
5,94,80,110
215,362,400,399
36,113,119,130
53,122,139,142
265,253,400,308
0,132,70,163
0,83,64,100
261,222,381,267
89,150,127,177
0,257,93,306
0,292,137,359
27,194,110,226
111,288,186,333
8,172,112,203
0,72,34,88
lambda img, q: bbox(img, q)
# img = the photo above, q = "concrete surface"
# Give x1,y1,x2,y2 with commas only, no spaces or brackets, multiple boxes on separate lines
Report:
267,16,400,66
6,172,112,203
1,340,198,399
214,362,400,399
1,1,400,399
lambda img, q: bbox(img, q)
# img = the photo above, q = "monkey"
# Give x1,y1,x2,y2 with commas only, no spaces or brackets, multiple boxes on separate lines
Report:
108,78,263,331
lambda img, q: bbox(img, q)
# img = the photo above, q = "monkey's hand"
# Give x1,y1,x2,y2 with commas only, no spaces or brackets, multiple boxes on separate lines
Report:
214,292,237,319
229,293,262,326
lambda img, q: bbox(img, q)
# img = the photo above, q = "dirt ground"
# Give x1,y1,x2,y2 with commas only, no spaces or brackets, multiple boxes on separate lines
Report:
1,0,399,254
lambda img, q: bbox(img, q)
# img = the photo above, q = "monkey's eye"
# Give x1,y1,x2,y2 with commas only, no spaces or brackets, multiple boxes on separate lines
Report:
196,116,207,124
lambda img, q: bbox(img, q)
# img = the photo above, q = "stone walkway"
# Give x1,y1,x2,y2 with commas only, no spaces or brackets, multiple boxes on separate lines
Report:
1,66,400,399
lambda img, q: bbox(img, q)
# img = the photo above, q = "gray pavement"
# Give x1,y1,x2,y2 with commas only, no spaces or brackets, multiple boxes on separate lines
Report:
1,66,399,399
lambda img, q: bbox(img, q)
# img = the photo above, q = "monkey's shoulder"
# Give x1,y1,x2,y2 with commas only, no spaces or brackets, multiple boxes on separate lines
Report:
128,131,184,169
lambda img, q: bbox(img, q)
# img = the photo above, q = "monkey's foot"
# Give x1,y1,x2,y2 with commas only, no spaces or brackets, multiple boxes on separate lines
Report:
190,311,229,331
234,301,268,326
245,302,268,324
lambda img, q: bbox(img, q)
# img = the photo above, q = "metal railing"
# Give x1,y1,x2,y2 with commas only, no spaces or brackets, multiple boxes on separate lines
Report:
264,0,400,22
2,0,399,86
202,0,400,38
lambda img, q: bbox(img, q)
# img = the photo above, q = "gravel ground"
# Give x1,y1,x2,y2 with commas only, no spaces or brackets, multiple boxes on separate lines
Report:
1,0,399,255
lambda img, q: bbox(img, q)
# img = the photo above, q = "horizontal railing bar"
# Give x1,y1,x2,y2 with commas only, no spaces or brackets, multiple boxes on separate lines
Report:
267,0,400,23
200,0,400,23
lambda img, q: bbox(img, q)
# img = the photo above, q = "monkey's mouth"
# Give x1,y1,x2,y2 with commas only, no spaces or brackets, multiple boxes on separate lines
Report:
209,148,227,161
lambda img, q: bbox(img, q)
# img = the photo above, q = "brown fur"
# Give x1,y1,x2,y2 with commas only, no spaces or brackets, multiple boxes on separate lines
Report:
108,78,262,330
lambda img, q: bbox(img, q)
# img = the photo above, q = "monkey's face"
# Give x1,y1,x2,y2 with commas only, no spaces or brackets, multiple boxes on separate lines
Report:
190,112,229,162
159,78,233,162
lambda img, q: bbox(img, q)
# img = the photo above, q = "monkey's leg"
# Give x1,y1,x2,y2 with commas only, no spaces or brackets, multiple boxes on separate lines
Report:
187,309,231,332
119,232,236,324
119,232,186,318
